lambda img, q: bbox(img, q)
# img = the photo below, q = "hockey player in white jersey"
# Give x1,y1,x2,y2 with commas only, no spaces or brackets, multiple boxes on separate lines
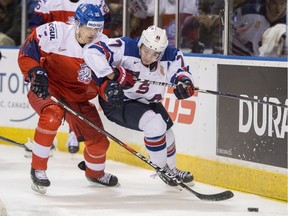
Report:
29,0,111,35
84,25,195,186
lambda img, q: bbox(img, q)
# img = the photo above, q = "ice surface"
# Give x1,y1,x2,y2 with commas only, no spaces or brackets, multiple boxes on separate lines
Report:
0,144,287,216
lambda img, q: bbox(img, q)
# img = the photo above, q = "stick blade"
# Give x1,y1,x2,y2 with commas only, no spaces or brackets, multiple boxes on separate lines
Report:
196,190,234,201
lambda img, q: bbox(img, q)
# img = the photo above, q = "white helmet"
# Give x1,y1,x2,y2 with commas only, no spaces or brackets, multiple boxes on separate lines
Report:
138,25,169,60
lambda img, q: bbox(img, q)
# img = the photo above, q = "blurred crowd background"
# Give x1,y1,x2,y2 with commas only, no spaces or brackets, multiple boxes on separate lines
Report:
0,0,287,58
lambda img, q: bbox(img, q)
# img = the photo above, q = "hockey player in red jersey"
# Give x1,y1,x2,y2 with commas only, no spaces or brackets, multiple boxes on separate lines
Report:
29,0,111,154
18,4,123,194
29,0,111,35
84,26,195,186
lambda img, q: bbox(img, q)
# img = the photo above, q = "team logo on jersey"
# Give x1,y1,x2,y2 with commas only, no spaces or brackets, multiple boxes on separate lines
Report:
77,63,92,84
58,47,67,52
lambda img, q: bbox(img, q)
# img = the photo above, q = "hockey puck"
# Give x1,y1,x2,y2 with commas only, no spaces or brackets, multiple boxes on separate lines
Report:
248,207,259,212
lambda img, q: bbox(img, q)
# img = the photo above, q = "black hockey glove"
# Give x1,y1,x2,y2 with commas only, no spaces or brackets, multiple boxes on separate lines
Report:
28,66,49,99
104,80,124,106
112,66,136,90
173,75,195,100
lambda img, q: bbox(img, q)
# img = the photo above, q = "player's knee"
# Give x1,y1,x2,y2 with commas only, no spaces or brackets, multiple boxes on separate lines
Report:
38,104,64,131
139,111,167,137
84,136,110,156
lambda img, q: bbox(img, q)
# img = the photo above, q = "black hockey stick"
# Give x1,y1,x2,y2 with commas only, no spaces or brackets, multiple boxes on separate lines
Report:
0,135,32,151
49,95,234,201
0,135,56,152
136,79,288,109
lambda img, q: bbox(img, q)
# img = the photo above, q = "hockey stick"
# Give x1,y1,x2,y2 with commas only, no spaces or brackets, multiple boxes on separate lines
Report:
136,79,288,109
0,135,32,151
0,135,56,153
49,95,234,201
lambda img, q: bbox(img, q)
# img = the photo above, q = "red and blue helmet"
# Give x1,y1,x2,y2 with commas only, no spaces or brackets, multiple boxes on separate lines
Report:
74,4,104,29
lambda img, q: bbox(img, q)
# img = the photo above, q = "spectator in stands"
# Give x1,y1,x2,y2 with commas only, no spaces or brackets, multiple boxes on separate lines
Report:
159,0,198,46
128,0,154,39
185,0,224,54
127,0,198,46
180,16,205,53
231,2,270,56
231,0,286,56
265,0,286,26
258,0,287,57
0,0,21,46
259,23,287,57
105,0,123,37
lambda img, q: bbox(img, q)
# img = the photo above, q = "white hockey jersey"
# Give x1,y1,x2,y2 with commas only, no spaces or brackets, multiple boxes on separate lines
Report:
30,0,110,33
232,3,270,56
84,37,193,104
19,21,108,102
259,24,287,57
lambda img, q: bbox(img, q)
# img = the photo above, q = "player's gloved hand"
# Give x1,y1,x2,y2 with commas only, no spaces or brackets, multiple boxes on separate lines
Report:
112,66,136,90
28,66,49,99
173,75,195,100
104,80,124,106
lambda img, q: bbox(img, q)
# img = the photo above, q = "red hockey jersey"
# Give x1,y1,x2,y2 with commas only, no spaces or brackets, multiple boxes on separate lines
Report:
30,0,111,35
18,21,108,102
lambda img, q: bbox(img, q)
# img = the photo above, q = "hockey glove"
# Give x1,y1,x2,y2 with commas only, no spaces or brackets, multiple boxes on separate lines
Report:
173,75,195,100
113,66,136,90
28,66,49,99
104,80,124,106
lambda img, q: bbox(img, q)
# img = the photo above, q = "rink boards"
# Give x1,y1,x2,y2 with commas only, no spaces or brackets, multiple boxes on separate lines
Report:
0,48,287,201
